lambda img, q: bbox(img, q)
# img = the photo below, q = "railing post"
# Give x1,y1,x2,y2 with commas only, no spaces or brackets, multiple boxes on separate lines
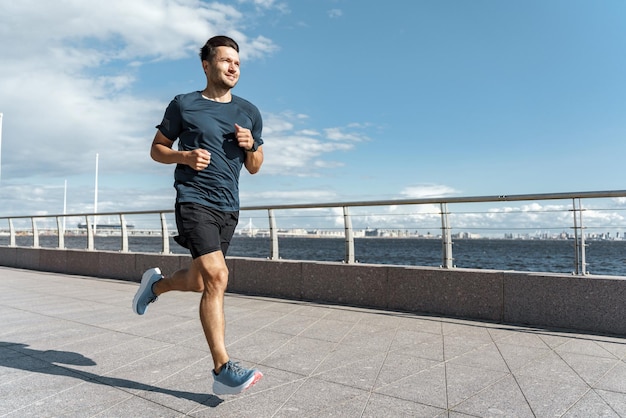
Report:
56,216,65,249
440,203,453,268
343,206,355,264
268,209,279,260
578,199,587,275
160,212,169,254
120,214,129,253
572,199,580,275
86,215,94,250
8,218,16,247
32,218,39,248
571,198,588,275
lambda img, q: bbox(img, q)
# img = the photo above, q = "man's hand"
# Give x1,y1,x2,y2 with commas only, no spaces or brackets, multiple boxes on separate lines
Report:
185,149,211,171
235,123,255,151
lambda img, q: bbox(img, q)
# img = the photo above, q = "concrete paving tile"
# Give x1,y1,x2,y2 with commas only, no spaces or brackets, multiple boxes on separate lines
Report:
229,306,294,329
259,336,337,375
446,342,510,372
361,392,446,418
297,317,359,343
0,365,89,416
596,389,626,417
373,351,440,389
447,412,484,418
67,360,218,413
108,344,209,389
445,363,509,407
0,343,94,384
441,321,495,339
443,333,493,361
562,389,621,417
484,324,531,342
124,312,199,338
237,297,306,315
0,316,74,343
515,375,590,417
594,361,626,393
339,324,399,351
144,318,205,345
451,374,534,417
228,330,299,365
5,381,134,418
314,353,386,390
392,315,445,335
559,352,621,386
67,306,141,331
556,337,625,358
134,364,223,413
595,339,626,360
494,341,553,371
85,394,185,418
536,332,580,350
62,325,166,356
0,361,48,385
279,304,334,319
68,339,173,376
389,329,445,361
261,312,322,336
12,324,107,352
189,370,306,417
312,340,392,375
497,330,554,349
515,351,589,385
324,307,382,322
374,363,448,409
274,377,367,417
145,293,202,318
178,332,211,352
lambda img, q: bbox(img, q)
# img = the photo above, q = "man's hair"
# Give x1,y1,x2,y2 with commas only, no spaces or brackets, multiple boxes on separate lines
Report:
199,36,239,62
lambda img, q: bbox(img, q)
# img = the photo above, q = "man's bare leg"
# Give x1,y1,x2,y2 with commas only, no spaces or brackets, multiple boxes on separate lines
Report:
153,251,229,372
153,267,204,294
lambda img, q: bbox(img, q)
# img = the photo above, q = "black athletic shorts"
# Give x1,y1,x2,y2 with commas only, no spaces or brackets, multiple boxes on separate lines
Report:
173,202,239,259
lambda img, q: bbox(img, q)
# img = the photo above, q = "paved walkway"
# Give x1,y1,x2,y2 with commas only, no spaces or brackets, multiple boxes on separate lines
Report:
0,266,625,417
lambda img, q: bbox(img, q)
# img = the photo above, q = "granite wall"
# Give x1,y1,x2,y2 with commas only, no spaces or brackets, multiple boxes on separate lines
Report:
1,246,624,336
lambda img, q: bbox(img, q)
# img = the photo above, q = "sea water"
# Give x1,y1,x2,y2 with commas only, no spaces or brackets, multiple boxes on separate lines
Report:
3,235,625,276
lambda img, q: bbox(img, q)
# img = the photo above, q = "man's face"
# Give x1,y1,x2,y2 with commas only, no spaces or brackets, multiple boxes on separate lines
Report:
205,46,240,89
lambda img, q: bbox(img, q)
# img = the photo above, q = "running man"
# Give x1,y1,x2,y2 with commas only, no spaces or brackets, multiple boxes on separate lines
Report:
132,35,264,396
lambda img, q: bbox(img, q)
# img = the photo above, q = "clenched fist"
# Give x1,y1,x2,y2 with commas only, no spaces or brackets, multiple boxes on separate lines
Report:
185,149,211,171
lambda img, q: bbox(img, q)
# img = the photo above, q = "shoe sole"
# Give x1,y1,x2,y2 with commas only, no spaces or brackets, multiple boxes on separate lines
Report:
132,267,161,315
213,371,263,395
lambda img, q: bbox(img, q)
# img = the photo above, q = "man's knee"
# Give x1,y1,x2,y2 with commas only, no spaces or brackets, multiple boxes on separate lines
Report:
193,254,229,292
203,266,229,291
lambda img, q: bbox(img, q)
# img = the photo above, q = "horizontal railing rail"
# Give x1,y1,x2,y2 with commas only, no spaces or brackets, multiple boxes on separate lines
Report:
2,189,626,276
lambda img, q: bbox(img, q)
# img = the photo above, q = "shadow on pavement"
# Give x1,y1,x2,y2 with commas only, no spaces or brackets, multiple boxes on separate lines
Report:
0,342,223,408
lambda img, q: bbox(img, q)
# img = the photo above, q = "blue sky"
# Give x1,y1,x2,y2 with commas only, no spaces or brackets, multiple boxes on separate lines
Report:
0,0,625,232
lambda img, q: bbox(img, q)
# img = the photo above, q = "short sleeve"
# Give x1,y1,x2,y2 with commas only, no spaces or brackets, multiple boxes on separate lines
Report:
156,96,183,141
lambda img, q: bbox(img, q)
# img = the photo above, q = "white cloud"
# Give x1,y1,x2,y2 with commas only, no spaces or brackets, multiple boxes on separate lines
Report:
260,112,370,176
400,184,459,199
0,0,281,216
242,189,337,202
0,0,367,217
328,9,343,18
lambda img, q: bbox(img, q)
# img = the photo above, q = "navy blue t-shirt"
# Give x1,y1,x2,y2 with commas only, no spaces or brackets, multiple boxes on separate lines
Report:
157,91,263,211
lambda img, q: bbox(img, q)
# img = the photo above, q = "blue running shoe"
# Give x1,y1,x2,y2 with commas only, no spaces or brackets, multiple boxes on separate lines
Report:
132,267,162,315
212,360,263,395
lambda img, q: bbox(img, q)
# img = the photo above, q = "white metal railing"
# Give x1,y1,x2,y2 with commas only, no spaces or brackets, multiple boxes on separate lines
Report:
2,189,626,275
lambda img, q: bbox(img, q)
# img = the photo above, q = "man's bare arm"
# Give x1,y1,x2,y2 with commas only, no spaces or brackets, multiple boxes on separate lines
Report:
150,130,211,171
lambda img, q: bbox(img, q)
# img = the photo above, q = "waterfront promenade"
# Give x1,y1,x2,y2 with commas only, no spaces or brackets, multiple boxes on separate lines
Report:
1,266,625,417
